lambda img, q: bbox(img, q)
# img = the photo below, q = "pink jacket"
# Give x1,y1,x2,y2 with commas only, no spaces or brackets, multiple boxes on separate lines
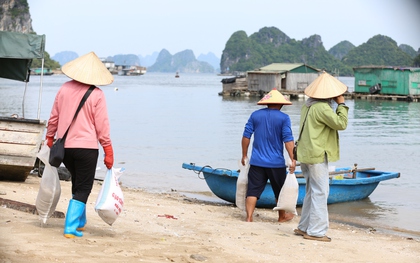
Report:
46,80,112,149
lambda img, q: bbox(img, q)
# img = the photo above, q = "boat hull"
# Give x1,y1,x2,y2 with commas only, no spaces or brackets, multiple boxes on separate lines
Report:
0,117,46,181
182,163,400,208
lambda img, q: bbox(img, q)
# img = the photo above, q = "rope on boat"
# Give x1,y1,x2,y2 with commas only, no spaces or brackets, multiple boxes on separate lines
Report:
189,163,234,180
195,165,213,180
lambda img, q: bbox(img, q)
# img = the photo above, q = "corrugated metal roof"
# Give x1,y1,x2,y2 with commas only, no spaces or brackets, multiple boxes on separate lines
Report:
353,65,420,72
248,63,319,73
259,63,305,71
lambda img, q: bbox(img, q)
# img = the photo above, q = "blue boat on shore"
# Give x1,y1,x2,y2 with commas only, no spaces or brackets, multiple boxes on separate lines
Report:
181,163,400,208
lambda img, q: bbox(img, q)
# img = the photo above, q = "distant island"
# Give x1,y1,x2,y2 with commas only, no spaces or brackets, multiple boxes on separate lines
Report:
146,49,214,73
52,30,419,76
220,27,419,76
52,50,219,74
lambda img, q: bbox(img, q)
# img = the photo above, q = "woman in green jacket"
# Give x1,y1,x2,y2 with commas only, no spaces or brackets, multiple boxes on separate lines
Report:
294,72,349,242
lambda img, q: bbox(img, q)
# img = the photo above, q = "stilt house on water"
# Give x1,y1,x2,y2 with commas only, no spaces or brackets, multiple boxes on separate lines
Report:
220,63,320,97
248,63,320,92
354,66,420,101
219,75,248,96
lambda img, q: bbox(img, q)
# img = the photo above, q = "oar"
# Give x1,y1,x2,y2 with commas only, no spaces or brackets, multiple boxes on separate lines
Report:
328,167,375,175
295,167,375,178
329,167,375,179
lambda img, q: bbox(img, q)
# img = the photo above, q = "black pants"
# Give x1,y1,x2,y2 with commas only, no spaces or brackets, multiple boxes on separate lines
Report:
63,148,99,204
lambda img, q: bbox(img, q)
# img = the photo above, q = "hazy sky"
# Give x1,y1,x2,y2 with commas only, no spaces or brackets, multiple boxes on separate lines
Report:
27,0,420,59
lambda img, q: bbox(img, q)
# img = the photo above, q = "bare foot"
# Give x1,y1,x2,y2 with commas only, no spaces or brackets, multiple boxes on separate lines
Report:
246,217,253,222
278,212,294,222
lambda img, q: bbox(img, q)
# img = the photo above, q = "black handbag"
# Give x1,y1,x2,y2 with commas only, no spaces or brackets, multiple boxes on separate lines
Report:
293,142,298,161
49,137,66,168
49,86,95,167
293,107,310,161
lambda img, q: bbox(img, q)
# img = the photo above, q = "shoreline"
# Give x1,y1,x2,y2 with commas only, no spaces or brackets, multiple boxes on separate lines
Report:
1,175,419,262
178,190,420,240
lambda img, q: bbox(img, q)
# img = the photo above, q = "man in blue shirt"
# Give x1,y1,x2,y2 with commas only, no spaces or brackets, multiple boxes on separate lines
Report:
241,89,296,222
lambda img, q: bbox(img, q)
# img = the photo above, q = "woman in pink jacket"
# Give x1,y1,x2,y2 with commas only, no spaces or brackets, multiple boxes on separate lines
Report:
46,52,114,238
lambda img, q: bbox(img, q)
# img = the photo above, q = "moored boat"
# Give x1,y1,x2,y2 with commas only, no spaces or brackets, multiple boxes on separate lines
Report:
181,162,400,208
30,68,54,75
0,31,48,181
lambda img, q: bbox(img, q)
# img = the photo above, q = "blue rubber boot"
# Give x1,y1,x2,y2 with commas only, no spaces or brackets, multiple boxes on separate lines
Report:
64,199,85,238
71,194,87,231
77,207,87,231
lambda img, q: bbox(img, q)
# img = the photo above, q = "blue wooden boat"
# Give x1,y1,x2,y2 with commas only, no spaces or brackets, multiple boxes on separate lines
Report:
181,163,400,208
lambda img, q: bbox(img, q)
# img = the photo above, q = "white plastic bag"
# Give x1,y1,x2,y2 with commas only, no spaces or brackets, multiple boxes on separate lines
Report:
235,158,249,211
273,171,298,215
35,141,61,223
95,167,124,226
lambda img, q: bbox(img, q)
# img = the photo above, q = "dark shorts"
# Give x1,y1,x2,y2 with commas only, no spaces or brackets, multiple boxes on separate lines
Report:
246,165,287,200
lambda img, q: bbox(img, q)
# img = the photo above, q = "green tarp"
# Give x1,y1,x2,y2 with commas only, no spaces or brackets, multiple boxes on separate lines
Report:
0,31,46,82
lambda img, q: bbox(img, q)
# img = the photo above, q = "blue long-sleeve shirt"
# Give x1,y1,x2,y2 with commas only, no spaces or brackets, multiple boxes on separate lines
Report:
243,108,294,168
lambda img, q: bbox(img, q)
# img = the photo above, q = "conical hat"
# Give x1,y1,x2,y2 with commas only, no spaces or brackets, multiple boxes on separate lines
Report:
257,89,292,105
304,71,347,99
61,52,114,86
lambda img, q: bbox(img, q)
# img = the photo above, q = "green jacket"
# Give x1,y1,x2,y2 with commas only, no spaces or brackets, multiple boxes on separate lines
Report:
297,100,348,164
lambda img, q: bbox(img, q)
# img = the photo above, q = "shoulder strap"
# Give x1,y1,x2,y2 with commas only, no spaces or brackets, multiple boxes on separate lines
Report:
297,106,311,142
62,85,96,140
72,85,96,122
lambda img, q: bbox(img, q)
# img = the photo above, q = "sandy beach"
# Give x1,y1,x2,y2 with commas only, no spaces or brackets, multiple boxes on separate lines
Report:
1,174,419,263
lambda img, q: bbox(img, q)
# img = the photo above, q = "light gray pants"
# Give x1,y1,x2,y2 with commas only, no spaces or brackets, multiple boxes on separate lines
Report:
297,156,330,237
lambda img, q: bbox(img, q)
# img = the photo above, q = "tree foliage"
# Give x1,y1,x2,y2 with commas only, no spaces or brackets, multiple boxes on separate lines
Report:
221,28,416,76
9,0,29,18
414,54,420,67
329,41,355,60
31,51,61,70
399,44,418,58
221,27,353,75
342,35,413,67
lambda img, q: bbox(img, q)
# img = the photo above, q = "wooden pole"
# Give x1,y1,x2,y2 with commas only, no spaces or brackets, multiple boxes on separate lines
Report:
0,197,65,218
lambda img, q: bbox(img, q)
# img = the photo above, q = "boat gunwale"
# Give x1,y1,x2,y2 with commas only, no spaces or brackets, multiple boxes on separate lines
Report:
182,163,400,185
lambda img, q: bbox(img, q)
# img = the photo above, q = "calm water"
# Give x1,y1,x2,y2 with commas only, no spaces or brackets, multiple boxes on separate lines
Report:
1,73,419,238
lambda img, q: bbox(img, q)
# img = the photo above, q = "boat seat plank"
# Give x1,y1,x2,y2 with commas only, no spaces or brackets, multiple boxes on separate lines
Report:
0,141,43,156
0,130,43,144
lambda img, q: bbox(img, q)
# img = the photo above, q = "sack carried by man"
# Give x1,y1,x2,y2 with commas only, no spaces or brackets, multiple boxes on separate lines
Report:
235,158,249,211
273,171,298,215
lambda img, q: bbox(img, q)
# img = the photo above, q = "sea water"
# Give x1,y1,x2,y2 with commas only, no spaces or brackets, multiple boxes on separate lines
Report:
1,73,419,238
